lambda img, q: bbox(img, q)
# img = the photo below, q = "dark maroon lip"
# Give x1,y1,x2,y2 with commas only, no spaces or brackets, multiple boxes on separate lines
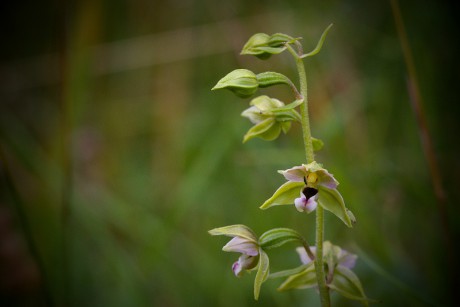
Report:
302,187,318,199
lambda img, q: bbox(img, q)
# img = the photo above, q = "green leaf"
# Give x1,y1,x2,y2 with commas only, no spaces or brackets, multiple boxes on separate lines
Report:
208,224,257,242
317,186,353,227
329,266,375,305
301,24,333,58
311,137,324,151
243,118,278,143
254,249,270,300
256,72,293,88
259,228,305,250
260,181,304,209
212,69,258,98
277,263,317,291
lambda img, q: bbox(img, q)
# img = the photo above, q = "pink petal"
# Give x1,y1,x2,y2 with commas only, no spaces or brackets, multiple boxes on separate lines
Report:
223,237,259,256
279,165,307,182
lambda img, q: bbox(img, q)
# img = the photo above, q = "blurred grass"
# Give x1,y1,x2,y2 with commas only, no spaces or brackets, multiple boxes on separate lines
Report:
1,0,459,306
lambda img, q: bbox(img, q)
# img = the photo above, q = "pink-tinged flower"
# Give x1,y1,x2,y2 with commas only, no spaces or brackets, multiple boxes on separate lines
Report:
296,242,357,270
279,161,338,214
209,225,260,277
261,161,355,227
223,236,259,277
279,161,339,189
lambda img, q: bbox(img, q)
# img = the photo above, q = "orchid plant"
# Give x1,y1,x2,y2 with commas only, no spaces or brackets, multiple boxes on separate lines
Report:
209,25,372,306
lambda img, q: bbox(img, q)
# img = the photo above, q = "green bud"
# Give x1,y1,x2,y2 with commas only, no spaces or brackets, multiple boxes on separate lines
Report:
212,69,258,98
241,96,301,142
241,33,296,59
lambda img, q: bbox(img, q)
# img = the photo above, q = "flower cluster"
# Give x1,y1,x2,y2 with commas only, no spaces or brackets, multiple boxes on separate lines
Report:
209,26,370,305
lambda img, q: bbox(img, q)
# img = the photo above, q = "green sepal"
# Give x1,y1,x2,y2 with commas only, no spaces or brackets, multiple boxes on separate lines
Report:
271,99,303,112
268,33,297,46
268,264,310,280
259,228,305,250
317,186,354,228
208,224,257,243
311,137,324,151
260,181,304,209
243,118,280,143
280,121,291,134
277,262,317,291
212,69,258,98
256,72,293,88
329,266,375,306
254,248,270,300
301,24,333,58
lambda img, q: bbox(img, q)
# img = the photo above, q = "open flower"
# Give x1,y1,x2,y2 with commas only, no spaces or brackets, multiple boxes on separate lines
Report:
280,162,338,213
296,242,357,270
260,161,355,227
208,225,260,277
296,241,358,287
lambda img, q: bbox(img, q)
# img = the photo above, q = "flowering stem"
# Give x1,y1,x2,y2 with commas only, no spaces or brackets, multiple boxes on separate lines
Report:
289,44,330,306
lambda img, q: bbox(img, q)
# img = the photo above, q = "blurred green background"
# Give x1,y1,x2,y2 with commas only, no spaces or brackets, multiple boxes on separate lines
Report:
1,0,459,306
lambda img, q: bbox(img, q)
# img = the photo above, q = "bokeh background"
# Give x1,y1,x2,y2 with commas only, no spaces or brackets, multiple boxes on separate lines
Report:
1,0,459,306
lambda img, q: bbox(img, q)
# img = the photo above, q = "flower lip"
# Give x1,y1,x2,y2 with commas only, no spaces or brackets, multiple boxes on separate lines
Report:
302,187,318,199
294,188,318,213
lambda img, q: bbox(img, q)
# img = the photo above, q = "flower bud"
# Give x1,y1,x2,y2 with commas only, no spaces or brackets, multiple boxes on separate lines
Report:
241,33,296,59
212,69,258,98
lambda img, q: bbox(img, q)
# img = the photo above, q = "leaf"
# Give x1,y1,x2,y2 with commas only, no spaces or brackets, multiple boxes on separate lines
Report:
208,224,257,242
329,266,375,305
317,186,353,227
254,249,270,300
277,263,317,291
301,24,333,58
259,228,305,250
260,181,304,209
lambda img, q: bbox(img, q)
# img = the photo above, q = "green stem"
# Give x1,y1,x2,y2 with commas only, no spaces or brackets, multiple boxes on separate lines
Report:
315,206,330,306
290,44,330,306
